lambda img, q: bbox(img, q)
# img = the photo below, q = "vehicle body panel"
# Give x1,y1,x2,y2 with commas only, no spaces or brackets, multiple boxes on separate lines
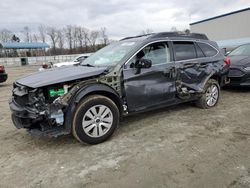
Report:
17,66,106,88
123,62,176,111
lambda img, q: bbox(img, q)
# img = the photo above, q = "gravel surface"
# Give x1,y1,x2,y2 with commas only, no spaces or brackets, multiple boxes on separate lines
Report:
0,66,250,188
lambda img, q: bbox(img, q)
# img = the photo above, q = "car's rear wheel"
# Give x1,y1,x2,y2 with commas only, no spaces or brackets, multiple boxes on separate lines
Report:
196,79,220,109
72,95,119,144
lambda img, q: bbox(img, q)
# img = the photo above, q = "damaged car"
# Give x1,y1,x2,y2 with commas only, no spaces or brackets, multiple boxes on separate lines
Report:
227,43,250,86
9,32,230,144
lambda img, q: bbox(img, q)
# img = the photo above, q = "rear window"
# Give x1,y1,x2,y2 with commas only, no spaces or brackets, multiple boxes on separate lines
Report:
197,42,218,57
173,41,196,61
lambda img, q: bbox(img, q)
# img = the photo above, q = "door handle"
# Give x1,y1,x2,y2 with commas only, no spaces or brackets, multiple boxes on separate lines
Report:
183,63,195,68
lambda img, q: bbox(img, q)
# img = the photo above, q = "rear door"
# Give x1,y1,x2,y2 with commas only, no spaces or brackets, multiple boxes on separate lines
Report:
172,41,206,92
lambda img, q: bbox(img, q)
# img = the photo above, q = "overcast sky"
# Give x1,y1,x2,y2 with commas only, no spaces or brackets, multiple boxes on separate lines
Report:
0,0,250,39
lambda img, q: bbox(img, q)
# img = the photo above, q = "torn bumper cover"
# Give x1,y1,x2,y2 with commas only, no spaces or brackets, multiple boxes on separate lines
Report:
9,84,68,137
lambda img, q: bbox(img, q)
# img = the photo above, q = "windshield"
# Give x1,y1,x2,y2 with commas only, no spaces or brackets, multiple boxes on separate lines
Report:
81,41,137,67
229,44,250,56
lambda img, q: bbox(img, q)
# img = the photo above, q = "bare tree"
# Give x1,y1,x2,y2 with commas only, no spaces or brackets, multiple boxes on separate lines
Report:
100,27,108,45
46,26,58,53
38,25,46,43
64,25,73,52
22,26,31,42
32,34,38,42
72,26,78,49
88,30,99,50
0,29,13,42
75,26,84,49
57,29,64,49
82,27,90,50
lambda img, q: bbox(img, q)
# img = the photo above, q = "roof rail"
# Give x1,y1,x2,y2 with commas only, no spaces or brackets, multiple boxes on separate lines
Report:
120,33,152,41
150,32,209,40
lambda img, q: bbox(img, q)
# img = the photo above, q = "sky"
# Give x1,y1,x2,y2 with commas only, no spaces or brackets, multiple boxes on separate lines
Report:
0,0,250,39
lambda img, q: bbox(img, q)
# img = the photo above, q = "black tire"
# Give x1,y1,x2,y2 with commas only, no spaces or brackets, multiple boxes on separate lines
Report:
72,95,119,144
196,79,220,109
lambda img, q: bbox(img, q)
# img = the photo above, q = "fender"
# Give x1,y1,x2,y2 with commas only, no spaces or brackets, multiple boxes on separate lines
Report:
63,83,123,132
73,83,121,104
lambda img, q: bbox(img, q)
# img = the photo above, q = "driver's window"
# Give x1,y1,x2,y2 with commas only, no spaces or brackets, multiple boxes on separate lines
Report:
136,42,170,65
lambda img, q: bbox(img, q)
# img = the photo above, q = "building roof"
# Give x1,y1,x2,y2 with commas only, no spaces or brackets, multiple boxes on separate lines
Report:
0,42,49,49
190,7,250,26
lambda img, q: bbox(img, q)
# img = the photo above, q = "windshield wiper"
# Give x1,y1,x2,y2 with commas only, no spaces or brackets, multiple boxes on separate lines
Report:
81,63,95,67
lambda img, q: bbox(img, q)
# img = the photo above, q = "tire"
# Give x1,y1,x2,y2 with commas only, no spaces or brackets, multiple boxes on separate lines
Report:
196,79,220,109
72,95,119,144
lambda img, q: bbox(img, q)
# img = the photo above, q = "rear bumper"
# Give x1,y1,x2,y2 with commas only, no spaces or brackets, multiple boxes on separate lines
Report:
228,67,250,86
0,73,8,83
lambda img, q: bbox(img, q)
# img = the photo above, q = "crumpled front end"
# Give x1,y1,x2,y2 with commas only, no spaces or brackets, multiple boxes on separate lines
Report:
9,82,68,137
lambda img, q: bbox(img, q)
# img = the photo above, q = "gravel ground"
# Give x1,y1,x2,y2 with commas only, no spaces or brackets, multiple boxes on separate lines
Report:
0,66,250,188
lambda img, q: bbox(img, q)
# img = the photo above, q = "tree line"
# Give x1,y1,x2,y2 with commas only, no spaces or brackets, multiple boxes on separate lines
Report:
0,25,110,56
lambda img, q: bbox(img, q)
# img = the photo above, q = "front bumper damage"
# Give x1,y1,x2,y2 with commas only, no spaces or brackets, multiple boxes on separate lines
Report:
9,83,69,137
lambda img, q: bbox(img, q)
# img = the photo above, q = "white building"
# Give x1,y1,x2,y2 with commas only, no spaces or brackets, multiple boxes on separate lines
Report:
190,7,250,50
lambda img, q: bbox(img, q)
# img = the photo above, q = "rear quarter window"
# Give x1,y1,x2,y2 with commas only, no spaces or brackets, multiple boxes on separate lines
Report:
198,42,218,57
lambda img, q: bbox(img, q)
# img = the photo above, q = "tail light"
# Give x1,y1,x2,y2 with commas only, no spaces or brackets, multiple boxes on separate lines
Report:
0,65,5,73
224,57,231,66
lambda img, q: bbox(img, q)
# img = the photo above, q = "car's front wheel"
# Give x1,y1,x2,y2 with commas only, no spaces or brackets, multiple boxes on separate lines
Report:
72,95,119,144
196,79,220,109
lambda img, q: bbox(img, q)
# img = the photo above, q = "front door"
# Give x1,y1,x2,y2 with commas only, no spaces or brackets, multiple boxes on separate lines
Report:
123,41,176,112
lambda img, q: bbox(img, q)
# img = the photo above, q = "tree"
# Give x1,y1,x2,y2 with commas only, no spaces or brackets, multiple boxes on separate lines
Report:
82,27,90,51
88,30,99,50
57,29,64,49
64,25,73,52
22,26,31,42
38,25,46,43
46,26,58,53
0,29,13,42
100,27,108,45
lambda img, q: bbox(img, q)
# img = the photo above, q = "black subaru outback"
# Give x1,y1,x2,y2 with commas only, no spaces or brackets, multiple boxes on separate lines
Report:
9,32,230,144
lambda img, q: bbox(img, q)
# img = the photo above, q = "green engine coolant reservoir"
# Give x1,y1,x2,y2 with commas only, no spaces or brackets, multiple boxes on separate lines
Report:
49,87,65,97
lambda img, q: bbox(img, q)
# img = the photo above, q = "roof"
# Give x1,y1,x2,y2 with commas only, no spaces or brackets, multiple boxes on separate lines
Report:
190,7,250,26
0,42,50,49
120,32,209,41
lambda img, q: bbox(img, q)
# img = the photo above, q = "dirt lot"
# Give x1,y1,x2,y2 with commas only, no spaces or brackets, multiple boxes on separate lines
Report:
0,66,250,188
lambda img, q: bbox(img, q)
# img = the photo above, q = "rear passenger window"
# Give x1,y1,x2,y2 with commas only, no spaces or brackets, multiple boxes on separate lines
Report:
173,42,196,61
198,42,218,57
195,44,205,58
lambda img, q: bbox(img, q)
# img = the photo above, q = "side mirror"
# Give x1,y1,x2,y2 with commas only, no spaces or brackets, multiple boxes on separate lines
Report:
135,59,152,69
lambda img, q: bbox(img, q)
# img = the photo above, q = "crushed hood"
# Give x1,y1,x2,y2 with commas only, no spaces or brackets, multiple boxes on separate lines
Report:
16,66,107,88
